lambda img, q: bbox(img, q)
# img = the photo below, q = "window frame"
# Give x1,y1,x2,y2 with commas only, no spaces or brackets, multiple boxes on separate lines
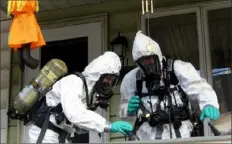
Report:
202,1,231,85
201,1,232,136
139,0,231,138
140,4,205,78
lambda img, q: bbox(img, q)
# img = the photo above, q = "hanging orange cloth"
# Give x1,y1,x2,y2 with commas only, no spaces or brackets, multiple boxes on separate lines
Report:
7,0,46,51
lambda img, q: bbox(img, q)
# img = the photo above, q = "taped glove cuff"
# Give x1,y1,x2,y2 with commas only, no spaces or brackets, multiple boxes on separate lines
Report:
104,121,112,133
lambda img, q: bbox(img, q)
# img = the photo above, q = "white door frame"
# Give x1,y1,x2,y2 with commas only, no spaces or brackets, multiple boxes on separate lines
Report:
21,14,109,143
139,0,231,137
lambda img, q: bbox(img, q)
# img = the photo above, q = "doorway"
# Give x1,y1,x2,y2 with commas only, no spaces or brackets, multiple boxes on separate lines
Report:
41,37,88,73
41,37,89,143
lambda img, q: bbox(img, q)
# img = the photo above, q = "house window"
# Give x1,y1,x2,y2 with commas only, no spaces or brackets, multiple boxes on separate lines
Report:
144,12,200,70
205,7,232,114
141,1,231,138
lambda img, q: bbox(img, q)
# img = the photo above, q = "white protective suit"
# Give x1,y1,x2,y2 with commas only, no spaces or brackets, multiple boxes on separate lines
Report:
119,31,219,140
27,51,121,143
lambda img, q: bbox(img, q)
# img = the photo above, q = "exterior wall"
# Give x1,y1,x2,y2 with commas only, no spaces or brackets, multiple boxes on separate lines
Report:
0,33,11,143
1,31,22,143
3,0,219,143
8,53,23,143
0,33,18,143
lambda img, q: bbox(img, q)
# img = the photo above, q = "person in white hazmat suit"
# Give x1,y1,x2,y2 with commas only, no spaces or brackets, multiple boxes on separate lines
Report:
26,51,133,143
119,31,220,140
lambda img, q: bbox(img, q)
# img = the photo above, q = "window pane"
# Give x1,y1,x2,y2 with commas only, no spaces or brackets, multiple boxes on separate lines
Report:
208,8,232,114
146,13,200,69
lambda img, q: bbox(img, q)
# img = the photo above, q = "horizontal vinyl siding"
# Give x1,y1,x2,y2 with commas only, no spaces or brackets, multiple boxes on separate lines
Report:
0,33,11,144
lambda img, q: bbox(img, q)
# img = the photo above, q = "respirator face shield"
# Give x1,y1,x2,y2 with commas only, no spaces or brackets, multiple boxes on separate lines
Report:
136,54,162,81
89,74,119,110
94,73,119,98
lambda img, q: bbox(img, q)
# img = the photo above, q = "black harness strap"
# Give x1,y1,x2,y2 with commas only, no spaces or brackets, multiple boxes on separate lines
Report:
36,108,52,144
35,102,67,144
73,72,90,107
133,59,187,139
132,70,145,137
34,72,89,143
166,59,181,138
174,128,181,138
135,70,151,115
136,69,143,97
36,115,70,143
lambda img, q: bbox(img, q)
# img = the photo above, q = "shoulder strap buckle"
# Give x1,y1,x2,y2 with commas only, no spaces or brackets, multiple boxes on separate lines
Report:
166,59,175,73
136,69,144,97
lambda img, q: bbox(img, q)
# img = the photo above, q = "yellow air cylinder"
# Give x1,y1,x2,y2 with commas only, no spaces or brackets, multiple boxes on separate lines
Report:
8,59,68,119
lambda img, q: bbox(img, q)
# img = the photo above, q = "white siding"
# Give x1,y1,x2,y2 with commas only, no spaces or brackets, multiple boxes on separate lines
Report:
0,69,10,90
1,31,11,144
0,89,8,109
1,129,6,143
0,109,7,129
0,49,11,69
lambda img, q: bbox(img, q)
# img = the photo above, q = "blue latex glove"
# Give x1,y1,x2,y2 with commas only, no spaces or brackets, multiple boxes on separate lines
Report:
127,96,140,115
110,121,133,135
200,105,220,121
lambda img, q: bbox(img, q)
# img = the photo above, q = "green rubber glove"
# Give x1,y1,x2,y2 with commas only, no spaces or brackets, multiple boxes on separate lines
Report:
200,105,220,121
127,96,140,115
110,121,133,135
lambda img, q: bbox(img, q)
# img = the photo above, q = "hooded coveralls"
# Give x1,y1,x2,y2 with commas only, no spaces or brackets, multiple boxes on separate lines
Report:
119,31,220,140
26,52,121,143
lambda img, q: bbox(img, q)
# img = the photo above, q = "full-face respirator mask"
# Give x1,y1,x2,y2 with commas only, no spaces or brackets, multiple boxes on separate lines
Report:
88,74,119,110
136,54,162,90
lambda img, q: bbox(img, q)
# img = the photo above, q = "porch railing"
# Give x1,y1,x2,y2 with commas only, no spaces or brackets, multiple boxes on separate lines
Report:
110,135,231,143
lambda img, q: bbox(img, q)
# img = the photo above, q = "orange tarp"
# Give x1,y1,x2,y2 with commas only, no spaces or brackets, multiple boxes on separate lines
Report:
8,0,46,51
